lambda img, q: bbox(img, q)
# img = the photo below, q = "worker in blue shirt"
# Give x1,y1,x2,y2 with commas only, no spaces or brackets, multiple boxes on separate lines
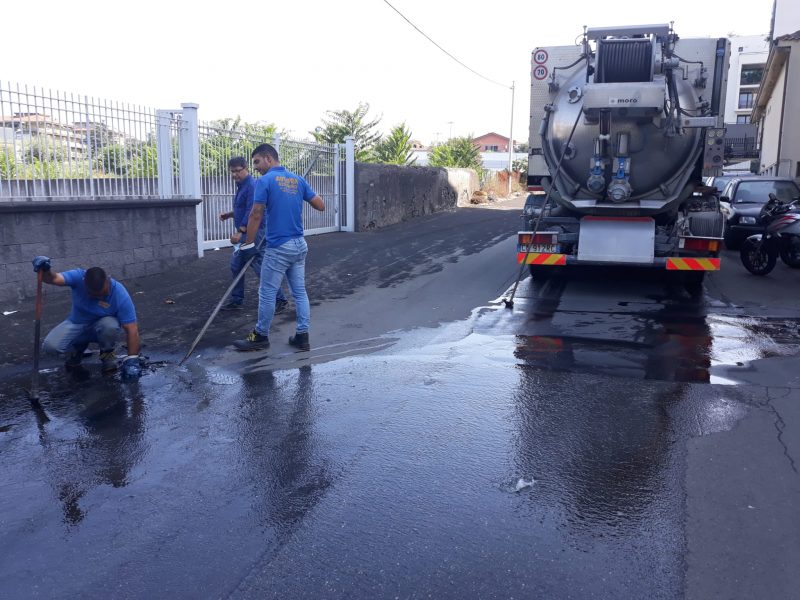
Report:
234,143,325,352
218,156,288,312
31,257,142,378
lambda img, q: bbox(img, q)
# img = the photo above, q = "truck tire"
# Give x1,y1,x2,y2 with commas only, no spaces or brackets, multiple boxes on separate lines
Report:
689,212,724,238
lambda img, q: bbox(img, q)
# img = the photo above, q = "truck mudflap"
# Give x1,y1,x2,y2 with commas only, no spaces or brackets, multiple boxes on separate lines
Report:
516,252,721,270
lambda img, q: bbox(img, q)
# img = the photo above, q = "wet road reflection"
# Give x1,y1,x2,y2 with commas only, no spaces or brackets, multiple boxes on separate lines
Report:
2,262,800,598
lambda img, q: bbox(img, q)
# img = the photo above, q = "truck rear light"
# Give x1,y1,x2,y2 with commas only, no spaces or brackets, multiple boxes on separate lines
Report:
519,232,558,245
527,185,544,192
679,237,719,252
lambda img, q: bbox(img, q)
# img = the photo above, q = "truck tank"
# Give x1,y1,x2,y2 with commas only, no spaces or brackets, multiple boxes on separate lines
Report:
529,24,730,217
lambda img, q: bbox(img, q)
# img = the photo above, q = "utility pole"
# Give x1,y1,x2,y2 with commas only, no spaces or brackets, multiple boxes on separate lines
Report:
447,121,454,139
507,81,515,197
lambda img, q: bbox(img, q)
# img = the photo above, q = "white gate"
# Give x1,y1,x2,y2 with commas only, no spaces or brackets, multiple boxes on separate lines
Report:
198,129,354,250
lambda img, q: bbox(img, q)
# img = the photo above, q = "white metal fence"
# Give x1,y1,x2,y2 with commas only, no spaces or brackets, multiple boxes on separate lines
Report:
0,81,355,254
198,126,354,249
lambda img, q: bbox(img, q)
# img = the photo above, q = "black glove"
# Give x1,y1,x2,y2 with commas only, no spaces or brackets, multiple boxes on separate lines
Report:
238,242,257,260
32,256,52,272
121,355,143,379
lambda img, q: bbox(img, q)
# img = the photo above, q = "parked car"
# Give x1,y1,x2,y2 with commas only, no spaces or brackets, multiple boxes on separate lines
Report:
720,177,800,249
704,175,737,193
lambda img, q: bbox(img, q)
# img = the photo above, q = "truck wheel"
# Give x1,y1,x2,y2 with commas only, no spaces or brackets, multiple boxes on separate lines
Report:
683,271,705,298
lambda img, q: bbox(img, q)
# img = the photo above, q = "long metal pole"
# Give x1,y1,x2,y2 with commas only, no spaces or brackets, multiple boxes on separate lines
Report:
507,82,515,197
180,154,324,365
29,270,43,400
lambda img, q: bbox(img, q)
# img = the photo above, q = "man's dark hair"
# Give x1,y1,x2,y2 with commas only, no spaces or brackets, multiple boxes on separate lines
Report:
228,156,248,170
85,267,107,294
251,143,279,162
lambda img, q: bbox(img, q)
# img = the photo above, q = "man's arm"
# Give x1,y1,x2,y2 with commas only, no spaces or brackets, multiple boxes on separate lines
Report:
243,203,265,247
42,270,66,285
122,322,141,356
219,211,234,221
309,195,325,212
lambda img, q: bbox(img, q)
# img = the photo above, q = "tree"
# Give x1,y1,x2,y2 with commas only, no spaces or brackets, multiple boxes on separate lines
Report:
428,136,483,176
311,102,381,162
0,146,17,178
374,123,416,166
199,116,281,176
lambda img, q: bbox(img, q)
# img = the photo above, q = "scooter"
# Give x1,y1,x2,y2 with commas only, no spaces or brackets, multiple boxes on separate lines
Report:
739,193,800,276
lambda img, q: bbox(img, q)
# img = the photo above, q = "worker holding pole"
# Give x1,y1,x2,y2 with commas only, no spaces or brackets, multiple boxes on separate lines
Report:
31,256,142,378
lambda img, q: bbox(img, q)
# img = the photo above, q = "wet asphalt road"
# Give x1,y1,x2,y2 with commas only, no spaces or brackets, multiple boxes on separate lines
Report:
1,202,800,599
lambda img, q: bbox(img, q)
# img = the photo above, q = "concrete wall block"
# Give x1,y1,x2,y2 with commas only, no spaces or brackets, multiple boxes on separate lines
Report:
2,204,200,300
133,247,155,262
0,244,23,265
122,262,148,280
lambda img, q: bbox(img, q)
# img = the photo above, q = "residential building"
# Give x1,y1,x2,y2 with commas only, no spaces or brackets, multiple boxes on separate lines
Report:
474,132,516,153
0,113,85,158
725,35,769,126
752,0,800,178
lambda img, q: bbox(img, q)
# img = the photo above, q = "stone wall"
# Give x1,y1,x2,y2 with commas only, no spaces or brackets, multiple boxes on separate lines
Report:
0,199,201,303
355,164,478,231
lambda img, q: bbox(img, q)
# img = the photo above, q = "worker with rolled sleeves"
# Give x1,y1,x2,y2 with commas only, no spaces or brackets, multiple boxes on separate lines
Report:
32,256,143,378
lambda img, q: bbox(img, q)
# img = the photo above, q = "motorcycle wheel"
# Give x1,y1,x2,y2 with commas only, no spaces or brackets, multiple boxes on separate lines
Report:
740,240,777,275
780,245,800,268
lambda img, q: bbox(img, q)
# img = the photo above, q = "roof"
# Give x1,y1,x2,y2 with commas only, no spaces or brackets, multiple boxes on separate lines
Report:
474,132,509,141
777,30,800,41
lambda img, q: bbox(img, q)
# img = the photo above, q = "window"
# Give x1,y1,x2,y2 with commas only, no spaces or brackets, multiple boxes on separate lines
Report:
736,115,750,124
485,145,499,152
738,91,754,109
740,65,764,86
733,180,800,203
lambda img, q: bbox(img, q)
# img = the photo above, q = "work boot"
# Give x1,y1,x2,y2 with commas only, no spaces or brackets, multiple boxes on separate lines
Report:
288,331,310,351
64,350,83,371
220,301,243,312
234,330,270,351
99,350,118,373
274,298,289,314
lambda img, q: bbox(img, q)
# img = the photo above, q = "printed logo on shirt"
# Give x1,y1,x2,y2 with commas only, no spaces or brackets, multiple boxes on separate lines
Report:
275,176,299,195
98,301,110,309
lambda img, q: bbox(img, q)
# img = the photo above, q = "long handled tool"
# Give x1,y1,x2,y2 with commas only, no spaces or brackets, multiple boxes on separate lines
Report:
179,242,263,365
180,153,324,365
28,269,48,416
502,108,584,309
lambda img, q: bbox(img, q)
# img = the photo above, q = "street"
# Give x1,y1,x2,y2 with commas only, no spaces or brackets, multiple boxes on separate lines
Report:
1,200,799,599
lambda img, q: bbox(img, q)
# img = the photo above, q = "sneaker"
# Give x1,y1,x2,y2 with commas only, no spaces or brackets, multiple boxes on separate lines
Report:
220,301,243,312
99,350,118,373
288,331,310,351
274,298,289,314
234,330,270,351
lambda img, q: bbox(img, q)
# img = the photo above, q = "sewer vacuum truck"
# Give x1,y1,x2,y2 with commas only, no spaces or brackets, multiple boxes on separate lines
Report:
520,24,730,292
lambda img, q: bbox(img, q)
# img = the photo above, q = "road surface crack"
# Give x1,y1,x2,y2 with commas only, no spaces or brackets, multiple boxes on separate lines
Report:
766,387,798,475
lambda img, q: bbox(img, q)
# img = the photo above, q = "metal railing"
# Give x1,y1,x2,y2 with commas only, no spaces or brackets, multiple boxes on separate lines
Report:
1,80,355,254
198,125,352,249
724,137,758,160
0,81,187,199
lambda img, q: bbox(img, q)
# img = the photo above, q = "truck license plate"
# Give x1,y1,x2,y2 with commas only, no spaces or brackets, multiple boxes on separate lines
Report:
518,244,560,253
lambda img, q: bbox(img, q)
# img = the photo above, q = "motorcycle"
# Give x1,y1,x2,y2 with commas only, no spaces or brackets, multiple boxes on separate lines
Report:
739,193,800,276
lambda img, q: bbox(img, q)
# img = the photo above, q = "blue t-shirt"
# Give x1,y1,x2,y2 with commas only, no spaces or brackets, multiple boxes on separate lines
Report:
62,269,137,325
253,166,317,248
233,175,265,235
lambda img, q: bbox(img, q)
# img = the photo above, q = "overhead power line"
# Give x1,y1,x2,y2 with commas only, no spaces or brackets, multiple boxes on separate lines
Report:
382,0,510,89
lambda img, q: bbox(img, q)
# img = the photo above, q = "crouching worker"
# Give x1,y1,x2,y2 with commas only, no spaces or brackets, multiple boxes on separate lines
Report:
32,256,143,379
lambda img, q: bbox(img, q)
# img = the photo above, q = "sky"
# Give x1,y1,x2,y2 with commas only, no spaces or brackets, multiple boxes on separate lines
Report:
3,0,775,145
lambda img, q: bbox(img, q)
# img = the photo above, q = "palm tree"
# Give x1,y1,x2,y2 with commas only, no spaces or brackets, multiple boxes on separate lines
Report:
374,123,416,166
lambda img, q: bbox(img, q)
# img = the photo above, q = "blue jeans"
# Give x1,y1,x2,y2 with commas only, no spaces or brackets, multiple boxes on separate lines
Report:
230,242,286,305
256,237,310,336
42,317,121,355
